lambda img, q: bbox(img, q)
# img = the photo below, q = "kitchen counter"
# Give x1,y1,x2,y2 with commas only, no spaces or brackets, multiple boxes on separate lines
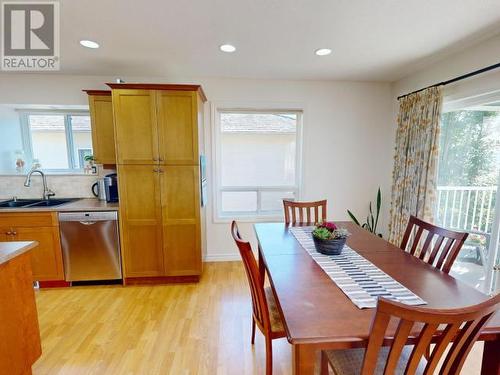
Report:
0,241,38,265
0,198,119,213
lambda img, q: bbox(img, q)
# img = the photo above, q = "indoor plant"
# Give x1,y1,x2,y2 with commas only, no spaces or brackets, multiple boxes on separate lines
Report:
312,221,350,255
347,187,383,238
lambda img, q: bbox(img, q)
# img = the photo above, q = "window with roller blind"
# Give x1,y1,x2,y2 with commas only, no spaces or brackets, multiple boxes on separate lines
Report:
214,109,302,220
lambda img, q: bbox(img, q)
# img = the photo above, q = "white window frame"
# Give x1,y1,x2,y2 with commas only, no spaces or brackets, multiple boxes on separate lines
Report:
212,107,303,222
19,109,91,173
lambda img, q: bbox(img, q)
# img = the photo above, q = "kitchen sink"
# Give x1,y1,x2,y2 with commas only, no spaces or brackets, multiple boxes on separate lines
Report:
0,199,41,208
0,198,79,209
27,199,78,207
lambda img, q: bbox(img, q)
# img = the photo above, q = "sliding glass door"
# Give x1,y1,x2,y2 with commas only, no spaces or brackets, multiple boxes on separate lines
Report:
436,97,500,294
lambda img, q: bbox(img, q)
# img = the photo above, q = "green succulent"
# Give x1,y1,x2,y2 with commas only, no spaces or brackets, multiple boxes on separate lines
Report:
312,227,332,240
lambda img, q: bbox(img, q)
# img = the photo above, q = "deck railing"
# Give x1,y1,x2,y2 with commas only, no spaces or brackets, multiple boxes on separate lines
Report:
436,186,497,234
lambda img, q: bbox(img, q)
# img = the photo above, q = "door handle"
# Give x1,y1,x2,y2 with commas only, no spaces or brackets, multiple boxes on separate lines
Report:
153,157,159,162
153,168,159,173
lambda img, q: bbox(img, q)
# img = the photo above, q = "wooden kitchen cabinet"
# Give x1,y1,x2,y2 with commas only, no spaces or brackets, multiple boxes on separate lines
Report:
0,212,64,281
161,165,201,276
15,227,64,281
0,244,42,375
157,90,199,165
84,90,116,165
108,83,206,283
117,164,164,277
112,89,159,165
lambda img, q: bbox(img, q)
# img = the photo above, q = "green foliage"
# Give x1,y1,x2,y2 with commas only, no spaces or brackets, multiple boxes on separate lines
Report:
312,226,350,240
83,154,95,162
439,111,499,186
312,227,333,240
347,188,383,238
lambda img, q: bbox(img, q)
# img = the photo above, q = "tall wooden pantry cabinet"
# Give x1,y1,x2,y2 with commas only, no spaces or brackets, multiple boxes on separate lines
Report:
107,83,207,284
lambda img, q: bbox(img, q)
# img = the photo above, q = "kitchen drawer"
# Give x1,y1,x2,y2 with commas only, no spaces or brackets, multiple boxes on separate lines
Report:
0,212,58,228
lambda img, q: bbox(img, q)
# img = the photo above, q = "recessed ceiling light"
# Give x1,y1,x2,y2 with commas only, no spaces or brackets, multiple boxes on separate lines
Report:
315,48,332,56
220,44,236,53
80,40,100,49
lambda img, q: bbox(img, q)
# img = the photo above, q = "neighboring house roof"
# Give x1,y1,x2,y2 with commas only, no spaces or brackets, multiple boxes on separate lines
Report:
29,115,91,132
221,113,296,133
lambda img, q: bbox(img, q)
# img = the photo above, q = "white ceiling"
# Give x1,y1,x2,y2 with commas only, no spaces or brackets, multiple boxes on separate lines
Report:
58,0,500,81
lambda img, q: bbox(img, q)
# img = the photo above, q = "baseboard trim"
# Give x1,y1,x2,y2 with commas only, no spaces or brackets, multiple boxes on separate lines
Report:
204,253,241,262
38,280,71,288
124,275,200,285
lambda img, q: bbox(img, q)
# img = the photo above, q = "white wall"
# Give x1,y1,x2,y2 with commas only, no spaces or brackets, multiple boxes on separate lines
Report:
0,105,23,171
0,73,394,260
392,33,500,99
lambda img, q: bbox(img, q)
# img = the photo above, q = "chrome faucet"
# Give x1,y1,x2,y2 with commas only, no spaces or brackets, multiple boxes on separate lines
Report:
24,169,55,200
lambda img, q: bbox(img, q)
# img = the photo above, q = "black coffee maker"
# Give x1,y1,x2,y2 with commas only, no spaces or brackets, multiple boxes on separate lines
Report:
103,173,119,202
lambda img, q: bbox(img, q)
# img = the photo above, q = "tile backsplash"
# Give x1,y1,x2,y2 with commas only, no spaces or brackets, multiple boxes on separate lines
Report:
0,168,116,200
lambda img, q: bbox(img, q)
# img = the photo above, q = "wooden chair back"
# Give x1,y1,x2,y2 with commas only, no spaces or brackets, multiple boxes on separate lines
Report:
400,215,469,273
283,199,327,225
231,221,272,332
361,294,500,375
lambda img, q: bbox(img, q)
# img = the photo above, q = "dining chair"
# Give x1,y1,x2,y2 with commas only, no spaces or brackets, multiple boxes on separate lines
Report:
231,221,286,375
399,215,469,274
283,199,327,225
321,294,500,375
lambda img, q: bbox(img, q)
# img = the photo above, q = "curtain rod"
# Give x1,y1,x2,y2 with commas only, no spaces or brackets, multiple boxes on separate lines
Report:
397,61,500,100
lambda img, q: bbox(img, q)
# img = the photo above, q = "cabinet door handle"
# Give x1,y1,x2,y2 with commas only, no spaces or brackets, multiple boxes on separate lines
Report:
153,168,159,172
6,231,12,236
153,157,159,162
159,158,164,162
158,169,164,173
11,231,17,236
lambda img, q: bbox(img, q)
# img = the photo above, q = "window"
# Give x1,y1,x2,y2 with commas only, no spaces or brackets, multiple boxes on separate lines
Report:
22,112,92,171
436,94,500,293
214,109,302,220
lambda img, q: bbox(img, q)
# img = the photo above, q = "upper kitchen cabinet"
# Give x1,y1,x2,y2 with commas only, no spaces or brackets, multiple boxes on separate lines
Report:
107,83,207,166
84,90,116,165
110,88,159,165
157,90,199,165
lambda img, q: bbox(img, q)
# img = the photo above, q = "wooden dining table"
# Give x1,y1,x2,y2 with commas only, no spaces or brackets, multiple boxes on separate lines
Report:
254,221,500,375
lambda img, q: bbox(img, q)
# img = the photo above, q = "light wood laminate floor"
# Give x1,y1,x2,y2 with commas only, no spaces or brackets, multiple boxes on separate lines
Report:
33,262,483,374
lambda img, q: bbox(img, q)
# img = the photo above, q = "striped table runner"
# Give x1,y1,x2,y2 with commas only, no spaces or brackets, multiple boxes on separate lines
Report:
289,227,427,309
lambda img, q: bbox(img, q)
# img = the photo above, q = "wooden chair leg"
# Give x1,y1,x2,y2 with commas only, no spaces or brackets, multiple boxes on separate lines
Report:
251,318,256,345
321,351,329,375
265,335,273,375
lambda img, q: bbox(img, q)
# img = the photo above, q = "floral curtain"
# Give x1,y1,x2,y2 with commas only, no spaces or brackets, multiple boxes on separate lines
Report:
388,86,443,245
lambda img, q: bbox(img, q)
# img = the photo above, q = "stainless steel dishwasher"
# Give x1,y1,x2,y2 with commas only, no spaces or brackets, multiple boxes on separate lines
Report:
59,211,122,282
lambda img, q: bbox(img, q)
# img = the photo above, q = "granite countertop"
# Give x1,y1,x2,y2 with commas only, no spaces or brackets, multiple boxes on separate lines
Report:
0,198,119,213
0,241,38,265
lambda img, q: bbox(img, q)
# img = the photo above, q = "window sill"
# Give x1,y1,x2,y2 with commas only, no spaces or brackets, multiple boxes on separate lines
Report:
213,215,283,224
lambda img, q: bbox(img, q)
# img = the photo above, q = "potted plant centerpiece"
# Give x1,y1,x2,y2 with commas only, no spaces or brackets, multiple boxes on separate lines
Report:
312,222,350,255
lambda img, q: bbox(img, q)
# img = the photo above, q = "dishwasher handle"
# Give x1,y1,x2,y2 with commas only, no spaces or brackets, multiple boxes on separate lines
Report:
79,221,97,225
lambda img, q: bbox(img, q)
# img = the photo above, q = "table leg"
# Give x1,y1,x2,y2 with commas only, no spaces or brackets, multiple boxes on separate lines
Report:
482,338,500,375
293,344,316,375
258,244,265,287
